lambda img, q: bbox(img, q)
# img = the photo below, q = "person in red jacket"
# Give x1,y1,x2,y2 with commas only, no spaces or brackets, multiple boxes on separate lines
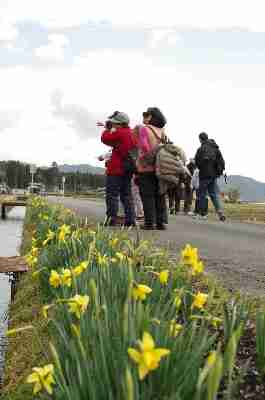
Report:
101,112,136,227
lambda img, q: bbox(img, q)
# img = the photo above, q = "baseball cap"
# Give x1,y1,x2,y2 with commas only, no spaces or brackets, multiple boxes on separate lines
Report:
109,112,130,125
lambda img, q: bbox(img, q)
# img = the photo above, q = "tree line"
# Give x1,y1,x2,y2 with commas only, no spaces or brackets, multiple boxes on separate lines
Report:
0,161,105,192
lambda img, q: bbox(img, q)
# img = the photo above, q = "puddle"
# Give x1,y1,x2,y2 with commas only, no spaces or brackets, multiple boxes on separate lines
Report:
0,207,25,382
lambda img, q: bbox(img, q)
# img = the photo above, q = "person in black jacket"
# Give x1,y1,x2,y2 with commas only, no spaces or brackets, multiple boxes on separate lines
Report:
195,132,226,221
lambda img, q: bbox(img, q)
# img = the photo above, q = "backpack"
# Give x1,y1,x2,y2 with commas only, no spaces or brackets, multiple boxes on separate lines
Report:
215,149,225,177
156,144,187,186
123,147,138,175
199,141,225,177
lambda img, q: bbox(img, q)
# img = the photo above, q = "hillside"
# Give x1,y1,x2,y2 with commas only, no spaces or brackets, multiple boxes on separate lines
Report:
59,164,104,175
219,175,265,202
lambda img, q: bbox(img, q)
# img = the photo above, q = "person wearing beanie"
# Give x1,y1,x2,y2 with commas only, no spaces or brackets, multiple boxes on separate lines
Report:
195,132,226,222
101,111,136,227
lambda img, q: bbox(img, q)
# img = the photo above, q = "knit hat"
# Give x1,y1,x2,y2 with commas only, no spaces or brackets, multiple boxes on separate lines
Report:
109,112,130,125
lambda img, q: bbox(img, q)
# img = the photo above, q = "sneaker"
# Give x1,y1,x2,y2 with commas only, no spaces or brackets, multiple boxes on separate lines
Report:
199,215,208,221
192,214,199,219
187,211,195,217
219,214,226,222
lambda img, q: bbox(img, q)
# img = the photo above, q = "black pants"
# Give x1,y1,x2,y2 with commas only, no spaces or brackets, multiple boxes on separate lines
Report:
168,175,192,214
138,172,167,226
106,175,135,224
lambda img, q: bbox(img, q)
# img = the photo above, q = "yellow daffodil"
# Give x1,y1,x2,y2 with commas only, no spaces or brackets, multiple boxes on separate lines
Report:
72,261,88,277
26,364,55,395
128,332,170,380
192,292,208,310
109,238,119,248
181,244,198,266
61,268,72,287
72,265,83,277
49,270,61,288
79,260,88,271
169,320,183,337
158,270,169,285
43,229,55,246
192,260,204,276
58,224,71,241
132,284,152,301
25,254,38,269
68,295,90,319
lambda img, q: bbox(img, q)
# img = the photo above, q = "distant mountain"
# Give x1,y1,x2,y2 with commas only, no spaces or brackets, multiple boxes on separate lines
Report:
59,164,104,175
219,175,265,202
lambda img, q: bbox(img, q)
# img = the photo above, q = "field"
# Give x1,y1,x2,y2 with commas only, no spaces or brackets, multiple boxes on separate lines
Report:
2,197,265,399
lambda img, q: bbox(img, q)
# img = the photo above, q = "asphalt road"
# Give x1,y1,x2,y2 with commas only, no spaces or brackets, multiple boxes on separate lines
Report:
48,196,265,296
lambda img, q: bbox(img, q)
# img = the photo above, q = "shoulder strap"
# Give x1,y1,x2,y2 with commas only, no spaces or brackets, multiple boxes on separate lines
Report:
146,125,165,144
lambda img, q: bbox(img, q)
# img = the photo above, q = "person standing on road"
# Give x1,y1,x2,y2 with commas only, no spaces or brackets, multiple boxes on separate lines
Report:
136,107,168,230
101,112,136,227
195,132,226,221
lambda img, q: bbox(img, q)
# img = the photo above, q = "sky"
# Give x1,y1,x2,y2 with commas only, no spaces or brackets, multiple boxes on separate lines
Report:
1,0,265,181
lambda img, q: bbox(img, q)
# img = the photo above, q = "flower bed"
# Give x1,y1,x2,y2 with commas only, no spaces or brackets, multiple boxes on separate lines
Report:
3,197,265,399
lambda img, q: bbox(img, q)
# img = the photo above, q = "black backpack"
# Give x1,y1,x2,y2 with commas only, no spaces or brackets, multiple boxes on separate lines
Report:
199,141,225,177
215,149,225,177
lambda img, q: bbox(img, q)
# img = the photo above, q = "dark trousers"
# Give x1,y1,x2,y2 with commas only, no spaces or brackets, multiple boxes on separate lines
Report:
168,176,193,214
106,175,135,224
138,172,167,226
198,177,222,216
194,189,208,214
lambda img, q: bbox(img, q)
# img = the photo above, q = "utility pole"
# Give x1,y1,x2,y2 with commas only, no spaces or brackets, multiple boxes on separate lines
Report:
62,176,65,196
30,164,37,188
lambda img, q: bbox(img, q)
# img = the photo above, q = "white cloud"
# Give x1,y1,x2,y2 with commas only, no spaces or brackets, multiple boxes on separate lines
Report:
148,29,182,49
0,109,20,132
51,89,103,139
35,34,69,62
0,20,17,42
1,0,265,31
0,37,265,181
